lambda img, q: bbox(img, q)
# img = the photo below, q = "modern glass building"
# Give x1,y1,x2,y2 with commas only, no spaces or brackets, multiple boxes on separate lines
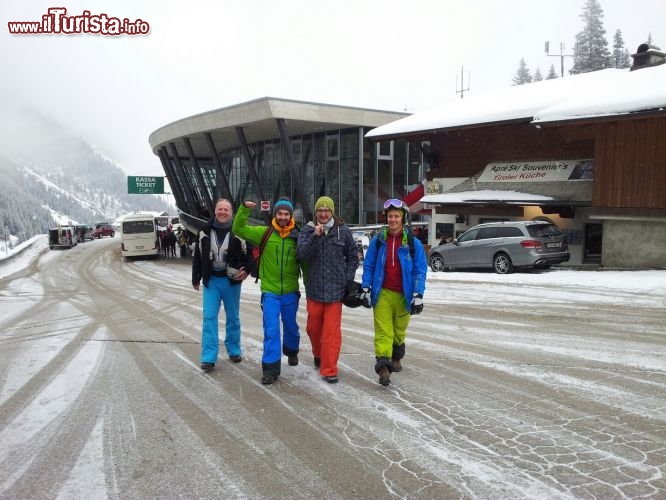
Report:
148,97,427,230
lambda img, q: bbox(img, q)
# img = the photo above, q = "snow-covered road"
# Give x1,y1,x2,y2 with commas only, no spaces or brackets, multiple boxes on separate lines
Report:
0,236,665,498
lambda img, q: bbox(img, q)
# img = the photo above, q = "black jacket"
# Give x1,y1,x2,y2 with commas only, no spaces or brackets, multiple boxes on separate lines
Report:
192,222,255,288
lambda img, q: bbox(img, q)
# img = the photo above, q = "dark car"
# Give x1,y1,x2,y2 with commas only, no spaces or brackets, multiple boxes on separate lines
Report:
76,224,94,242
94,222,115,238
428,220,570,274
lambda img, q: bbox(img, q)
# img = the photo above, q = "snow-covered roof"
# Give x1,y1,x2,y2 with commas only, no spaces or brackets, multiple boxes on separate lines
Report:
367,64,666,139
421,190,553,205
533,63,666,124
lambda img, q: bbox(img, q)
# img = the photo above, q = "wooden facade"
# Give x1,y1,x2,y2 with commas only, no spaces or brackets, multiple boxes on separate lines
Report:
426,123,594,178
424,116,666,214
593,117,666,209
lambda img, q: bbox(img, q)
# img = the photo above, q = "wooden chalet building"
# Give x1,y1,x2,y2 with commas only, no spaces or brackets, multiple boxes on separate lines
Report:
367,45,666,268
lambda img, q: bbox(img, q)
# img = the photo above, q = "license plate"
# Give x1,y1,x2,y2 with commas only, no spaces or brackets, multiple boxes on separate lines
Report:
546,242,560,248
136,246,144,249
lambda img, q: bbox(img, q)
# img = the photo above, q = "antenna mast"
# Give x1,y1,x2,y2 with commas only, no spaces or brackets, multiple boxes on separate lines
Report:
456,66,470,99
545,41,573,77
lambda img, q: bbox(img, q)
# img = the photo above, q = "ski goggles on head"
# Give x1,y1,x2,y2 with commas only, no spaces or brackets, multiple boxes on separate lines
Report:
383,198,408,211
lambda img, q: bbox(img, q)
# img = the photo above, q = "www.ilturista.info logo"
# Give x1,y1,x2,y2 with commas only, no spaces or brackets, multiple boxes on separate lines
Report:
8,8,150,36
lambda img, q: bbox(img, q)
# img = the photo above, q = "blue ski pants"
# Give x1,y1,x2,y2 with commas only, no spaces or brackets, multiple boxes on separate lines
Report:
201,275,241,364
261,291,300,376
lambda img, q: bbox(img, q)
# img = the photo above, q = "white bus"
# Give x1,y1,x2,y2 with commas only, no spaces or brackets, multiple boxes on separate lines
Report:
121,213,160,258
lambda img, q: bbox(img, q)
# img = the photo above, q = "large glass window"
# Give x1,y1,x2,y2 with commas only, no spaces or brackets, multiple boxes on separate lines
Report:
326,133,340,205
199,163,216,202
378,140,392,158
340,129,359,224
393,140,407,196
194,128,412,227
377,141,393,223
301,135,315,211
313,133,325,201
408,141,422,185
362,134,376,224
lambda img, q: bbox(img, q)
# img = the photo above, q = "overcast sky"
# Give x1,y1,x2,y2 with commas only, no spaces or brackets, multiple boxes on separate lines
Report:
2,0,664,178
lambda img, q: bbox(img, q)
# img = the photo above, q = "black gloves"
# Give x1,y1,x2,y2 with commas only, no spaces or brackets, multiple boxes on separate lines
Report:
410,293,423,315
346,280,358,297
359,287,371,308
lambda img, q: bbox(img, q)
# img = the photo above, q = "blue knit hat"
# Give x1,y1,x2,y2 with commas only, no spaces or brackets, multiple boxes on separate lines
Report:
273,197,294,217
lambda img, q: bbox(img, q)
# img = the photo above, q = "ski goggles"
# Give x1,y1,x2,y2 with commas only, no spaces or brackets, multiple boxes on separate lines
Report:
383,198,408,211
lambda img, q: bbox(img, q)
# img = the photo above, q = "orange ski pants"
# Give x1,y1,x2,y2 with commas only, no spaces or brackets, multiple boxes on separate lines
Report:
306,298,342,377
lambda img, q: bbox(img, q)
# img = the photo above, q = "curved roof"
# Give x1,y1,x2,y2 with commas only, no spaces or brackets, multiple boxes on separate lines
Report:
149,97,408,154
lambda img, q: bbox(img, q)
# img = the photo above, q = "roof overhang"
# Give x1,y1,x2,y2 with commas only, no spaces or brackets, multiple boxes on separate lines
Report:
366,117,530,142
149,97,408,154
421,190,555,206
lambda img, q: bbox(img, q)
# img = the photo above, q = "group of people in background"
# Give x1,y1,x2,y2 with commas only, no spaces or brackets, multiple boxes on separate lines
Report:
159,225,196,258
190,195,428,387
159,226,178,258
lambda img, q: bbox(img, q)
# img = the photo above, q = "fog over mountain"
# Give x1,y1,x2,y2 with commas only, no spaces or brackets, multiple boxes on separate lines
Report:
0,105,167,244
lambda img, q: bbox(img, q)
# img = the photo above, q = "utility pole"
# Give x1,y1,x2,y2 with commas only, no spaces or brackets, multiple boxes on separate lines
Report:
456,66,470,99
545,41,574,77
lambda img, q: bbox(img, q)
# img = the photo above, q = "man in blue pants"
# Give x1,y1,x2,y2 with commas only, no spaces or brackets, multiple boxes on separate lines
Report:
233,197,302,385
192,198,254,373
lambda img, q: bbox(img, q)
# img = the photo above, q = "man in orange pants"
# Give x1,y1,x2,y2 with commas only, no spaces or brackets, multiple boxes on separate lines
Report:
297,196,359,383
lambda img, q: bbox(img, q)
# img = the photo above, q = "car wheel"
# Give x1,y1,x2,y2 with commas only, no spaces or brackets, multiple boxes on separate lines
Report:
493,253,513,274
430,254,448,272
111,232,115,237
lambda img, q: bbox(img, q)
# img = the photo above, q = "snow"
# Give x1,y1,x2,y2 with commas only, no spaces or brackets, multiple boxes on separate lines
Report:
421,190,553,204
3,234,665,302
534,62,666,124
366,64,666,139
1,237,665,498
0,234,48,279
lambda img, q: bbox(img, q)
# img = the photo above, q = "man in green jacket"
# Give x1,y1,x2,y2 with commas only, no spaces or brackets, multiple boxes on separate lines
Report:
232,197,301,385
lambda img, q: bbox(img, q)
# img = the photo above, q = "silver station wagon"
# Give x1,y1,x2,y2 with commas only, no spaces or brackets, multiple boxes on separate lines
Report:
429,221,570,274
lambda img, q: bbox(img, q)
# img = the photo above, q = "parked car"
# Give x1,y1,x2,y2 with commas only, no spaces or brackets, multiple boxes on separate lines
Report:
94,222,115,238
76,224,94,242
428,220,570,274
48,226,78,249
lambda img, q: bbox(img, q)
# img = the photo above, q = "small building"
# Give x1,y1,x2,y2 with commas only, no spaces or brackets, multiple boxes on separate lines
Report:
366,47,666,268
148,98,416,231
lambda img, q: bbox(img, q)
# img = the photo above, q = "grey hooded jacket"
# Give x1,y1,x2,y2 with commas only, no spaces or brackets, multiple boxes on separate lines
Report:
297,217,359,303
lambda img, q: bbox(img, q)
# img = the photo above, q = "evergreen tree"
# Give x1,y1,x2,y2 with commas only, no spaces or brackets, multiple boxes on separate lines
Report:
612,29,631,68
647,33,661,50
570,0,612,74
546,64,559,79
512,58,532,85
533,67,543,81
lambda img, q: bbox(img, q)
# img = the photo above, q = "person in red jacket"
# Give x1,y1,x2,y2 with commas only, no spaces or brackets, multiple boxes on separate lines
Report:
360,199,428,386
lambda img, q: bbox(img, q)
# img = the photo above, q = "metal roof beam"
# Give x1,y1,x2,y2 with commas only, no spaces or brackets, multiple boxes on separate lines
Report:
204,132,233,205
183,137,214,215
276,118,310,222
235,126,270,224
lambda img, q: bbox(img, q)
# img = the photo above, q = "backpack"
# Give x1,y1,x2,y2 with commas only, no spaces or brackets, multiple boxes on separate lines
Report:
375,229,416,259
251,227,274,282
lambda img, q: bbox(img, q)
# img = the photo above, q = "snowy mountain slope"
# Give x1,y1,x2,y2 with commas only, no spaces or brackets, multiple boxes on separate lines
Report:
0,106,167,245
